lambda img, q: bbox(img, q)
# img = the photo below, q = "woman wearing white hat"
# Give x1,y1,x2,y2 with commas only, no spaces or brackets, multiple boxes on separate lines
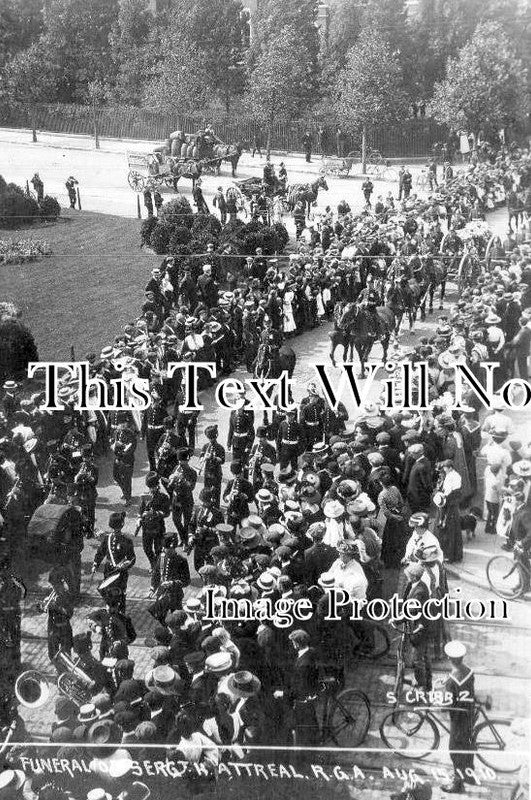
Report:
441,640,475,794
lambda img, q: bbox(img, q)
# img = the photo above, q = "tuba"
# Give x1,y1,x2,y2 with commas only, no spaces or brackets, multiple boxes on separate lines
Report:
15,649,95,709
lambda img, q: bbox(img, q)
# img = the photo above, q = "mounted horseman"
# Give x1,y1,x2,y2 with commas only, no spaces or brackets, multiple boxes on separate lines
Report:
287,176,329,214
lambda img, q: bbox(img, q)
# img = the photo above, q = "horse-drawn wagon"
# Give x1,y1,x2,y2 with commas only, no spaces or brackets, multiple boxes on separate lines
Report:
319,152,359,178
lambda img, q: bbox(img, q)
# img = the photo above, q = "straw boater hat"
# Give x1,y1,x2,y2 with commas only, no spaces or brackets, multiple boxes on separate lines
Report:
144,665,183,696
512,460,531,478
227,671,261,698
318,572,336,590
323,500,345,519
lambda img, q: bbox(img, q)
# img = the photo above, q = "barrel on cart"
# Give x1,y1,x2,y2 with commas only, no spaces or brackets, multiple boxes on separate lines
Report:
27,504,83,560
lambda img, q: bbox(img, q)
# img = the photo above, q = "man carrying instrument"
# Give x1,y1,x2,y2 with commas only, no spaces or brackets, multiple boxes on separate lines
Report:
200,425,225,508
91,511,135,613
148,534,191,622
137,471,171,571
188,488,224,572
72,443,98,538
248,426,276,493
167,448,197,548
111,420,137,505
46,570,74,663
0,549,26,681
143,387,167,471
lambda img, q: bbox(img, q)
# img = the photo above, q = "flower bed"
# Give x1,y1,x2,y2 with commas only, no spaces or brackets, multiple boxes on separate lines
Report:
0,239,52,265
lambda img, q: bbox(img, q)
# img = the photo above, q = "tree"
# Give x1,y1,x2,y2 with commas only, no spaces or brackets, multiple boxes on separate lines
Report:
189,0,247,113
245,26,314,154
144,29,210,116
250,0,320,101
0,0,43,68
86,79,106,149
430,21,529,139
1,42,57,141
40,0,120,101
109,0,156,105
334,27,406,172
408,0,531,100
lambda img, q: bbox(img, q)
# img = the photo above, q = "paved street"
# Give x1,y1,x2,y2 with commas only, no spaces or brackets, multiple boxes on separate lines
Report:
3,131,529,798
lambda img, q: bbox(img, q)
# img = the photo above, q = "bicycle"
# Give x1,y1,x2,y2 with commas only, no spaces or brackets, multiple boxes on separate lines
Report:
486,545,530,600
380,697,524,773
290,672,371,749
346,617,391,662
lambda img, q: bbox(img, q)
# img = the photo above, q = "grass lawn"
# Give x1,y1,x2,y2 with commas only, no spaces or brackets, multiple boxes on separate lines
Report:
2,210,158,360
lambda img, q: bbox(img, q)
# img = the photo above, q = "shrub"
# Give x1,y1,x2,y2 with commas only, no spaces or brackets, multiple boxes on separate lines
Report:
0,238,52,264
149,222,174,254
0,176,7,195
191,213,222,243
0,191,40,229
158,196,194,229
169,225,192,249
189,232,214,253
0,311,39,382
141,216,158,245
39,195,61,221
273,222,289,252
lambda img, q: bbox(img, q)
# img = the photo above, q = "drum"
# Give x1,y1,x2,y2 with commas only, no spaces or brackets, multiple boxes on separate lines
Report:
27,504,83,547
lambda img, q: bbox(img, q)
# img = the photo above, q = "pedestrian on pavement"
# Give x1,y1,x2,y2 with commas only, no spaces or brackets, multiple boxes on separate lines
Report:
65,176,79,209
213,186,227,225
31,172,44,202
144,189,154,218
402,168,413,199
153,190,163,215
302,131,312,163
252,133,263,158
362,177,374,206
397,165,406,200
192,179,209,215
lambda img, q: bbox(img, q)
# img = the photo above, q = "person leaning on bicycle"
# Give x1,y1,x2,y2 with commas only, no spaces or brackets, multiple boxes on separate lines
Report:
503,489,531,591
399,562,433,692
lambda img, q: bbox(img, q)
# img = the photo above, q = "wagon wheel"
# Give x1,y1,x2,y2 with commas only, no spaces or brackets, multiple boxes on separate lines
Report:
128,171,146,192
347,150,361,162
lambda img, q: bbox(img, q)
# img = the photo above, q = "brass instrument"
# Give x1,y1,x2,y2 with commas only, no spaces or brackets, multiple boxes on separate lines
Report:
248,443,262,478
197,443,213,477
15,649,95,709
35,588,58,614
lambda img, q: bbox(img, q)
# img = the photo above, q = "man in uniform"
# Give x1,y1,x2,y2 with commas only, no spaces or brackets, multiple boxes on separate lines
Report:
91,511,136,613
73,443,98,538
177,408,200,453
148,534,190,621
227,402,254,462
0,550,26,680
275,629,319,745
137,471,171,571
188,488,224,572
143,388,167,471
111,419,137,505
88,598,130,661
299,385,325,452
277,408,302,470
200,425,225,508
167,448,197,548
46,570,74,663
441,641,476,794
223,461,254,530
248,426,277,493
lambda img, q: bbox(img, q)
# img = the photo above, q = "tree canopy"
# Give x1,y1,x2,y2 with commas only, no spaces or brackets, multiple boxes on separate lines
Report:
334,27,406,134
430,21,529,136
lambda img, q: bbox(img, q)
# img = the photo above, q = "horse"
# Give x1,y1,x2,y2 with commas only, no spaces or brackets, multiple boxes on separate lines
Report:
253,342,297,427
329,301,395,378
170,158,202,190
212,142,244,177
286,176,329,214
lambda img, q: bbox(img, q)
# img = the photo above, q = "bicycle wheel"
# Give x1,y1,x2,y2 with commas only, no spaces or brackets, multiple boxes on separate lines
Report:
486,556,524,599
393,647,405,700
380,708,439,758
473,719,524,773
383,167,398,182
327,689,370,748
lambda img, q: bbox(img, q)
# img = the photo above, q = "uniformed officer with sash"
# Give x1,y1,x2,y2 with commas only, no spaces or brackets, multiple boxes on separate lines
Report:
92,511,135,612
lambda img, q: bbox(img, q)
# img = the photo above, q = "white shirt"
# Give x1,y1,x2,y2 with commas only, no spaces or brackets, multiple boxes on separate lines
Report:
404,530,444,563
442,468,462,495
327,558,368,600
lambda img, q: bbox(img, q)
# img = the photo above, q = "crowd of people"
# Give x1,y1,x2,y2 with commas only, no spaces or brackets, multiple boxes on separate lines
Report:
0,142,530,798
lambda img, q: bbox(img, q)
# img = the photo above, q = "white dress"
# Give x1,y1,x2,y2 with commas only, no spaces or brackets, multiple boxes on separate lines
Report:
283,290,297,333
